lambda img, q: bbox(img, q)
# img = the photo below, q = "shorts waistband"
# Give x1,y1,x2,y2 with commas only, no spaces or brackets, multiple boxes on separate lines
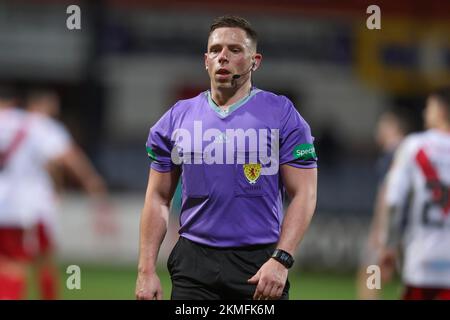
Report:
180,236,276,252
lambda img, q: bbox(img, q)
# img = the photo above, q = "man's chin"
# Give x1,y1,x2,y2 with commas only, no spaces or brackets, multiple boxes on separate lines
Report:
215,81,234,89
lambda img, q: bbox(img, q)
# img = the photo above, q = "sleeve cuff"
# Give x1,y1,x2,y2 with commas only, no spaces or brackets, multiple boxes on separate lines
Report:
150,162,175,173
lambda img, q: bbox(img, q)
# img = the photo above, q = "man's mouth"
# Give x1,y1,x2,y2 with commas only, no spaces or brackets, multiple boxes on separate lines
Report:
216,68,231,75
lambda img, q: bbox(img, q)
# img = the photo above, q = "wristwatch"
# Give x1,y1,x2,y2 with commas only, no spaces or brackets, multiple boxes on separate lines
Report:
271,249,294,269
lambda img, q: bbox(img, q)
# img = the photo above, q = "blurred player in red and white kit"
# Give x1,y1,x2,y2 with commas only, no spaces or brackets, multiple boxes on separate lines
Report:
0,86,113,299
381,87,450,300
0,86,71,299
24,89,115,300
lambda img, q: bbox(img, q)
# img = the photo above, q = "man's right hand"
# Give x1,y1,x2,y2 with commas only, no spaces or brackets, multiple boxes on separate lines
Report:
379,248,397,284
135,272,163,300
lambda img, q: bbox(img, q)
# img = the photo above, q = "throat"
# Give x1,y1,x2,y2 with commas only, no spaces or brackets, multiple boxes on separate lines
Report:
211,86,252,109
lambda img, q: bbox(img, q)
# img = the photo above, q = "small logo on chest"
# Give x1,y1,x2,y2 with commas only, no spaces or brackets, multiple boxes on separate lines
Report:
243,163,261,184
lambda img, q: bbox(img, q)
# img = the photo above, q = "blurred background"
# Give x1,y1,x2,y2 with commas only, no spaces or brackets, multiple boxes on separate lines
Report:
1,0,450,299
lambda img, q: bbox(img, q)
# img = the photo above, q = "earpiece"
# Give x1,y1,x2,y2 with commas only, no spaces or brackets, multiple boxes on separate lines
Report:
232,60,257,81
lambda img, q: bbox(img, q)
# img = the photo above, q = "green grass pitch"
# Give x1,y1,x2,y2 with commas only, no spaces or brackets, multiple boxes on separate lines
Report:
27,264,402,300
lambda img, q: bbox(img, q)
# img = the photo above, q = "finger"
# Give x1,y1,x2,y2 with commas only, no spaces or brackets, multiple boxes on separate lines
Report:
253,281,266,300
253,286,261,300
135,288,143,300
276,285,285,299
261,282,273,300
274,285,284,300
268,285,281,300
248,270,261,284
156,289,163,300
136,292,146,300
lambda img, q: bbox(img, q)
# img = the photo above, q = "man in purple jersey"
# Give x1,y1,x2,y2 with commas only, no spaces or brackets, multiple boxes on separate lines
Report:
136,16,318,300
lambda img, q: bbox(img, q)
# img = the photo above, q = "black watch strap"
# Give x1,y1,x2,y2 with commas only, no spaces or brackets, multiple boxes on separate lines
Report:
271,249,294,269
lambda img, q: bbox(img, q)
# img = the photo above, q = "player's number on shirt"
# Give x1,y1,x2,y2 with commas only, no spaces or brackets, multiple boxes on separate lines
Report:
422,192,450,228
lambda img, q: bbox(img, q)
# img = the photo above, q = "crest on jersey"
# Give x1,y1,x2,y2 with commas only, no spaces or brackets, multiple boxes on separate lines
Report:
243,163,261,184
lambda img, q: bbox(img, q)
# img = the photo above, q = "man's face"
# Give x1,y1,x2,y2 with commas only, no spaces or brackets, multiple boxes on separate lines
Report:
205,27,259,88
30,95,60,118
424,96,442,129
375,113,398,148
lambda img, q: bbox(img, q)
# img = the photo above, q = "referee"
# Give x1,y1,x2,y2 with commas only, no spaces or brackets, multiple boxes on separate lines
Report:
136,16,318,300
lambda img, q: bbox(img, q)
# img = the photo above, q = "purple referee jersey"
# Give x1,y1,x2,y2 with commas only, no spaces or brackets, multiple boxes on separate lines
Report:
146,88,317,247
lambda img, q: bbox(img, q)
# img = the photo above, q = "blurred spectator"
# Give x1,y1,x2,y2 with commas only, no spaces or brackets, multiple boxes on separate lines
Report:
357,108,411,299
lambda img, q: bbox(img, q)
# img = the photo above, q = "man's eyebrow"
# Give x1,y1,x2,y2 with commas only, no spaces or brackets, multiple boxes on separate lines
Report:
208,44,222,50
209,43,244,49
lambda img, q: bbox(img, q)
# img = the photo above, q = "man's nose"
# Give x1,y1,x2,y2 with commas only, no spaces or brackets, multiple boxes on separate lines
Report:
218,48,229,63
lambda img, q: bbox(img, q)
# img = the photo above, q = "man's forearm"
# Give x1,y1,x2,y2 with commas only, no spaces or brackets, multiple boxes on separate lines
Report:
276,191,316,255
59,145,107,197
138,197,170,274
385,205,402,249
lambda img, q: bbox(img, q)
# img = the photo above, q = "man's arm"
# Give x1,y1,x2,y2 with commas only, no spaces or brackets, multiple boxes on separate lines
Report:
248,165,317,300
136,168,180,300
379,204,403,283
54,144,107,198
52,144,118,233
276,165,317,254
378,139,412,283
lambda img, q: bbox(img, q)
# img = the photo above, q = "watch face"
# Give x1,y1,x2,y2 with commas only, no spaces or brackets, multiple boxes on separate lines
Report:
273,249,294,268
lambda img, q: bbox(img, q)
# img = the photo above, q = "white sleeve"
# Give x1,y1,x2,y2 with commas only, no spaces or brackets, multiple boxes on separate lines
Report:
385,136,415,207
35,117,72,161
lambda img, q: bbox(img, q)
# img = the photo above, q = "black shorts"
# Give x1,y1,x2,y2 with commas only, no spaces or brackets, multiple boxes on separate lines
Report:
167,236,290,300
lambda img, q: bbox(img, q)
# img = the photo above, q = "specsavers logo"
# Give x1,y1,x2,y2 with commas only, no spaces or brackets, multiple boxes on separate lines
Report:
293,144,316,161
146,147,157,161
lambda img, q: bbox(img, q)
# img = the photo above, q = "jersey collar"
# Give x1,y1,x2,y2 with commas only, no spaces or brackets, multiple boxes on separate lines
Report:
205,88,261,119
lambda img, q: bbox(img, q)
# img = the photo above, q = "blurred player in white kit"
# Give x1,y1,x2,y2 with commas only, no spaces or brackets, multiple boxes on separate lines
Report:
25,89,113,300
0,86,72,299
381,87,450,300
0,86,112,299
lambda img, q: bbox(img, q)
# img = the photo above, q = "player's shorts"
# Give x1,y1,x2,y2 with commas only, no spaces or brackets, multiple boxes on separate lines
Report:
0,227,34,261
167,236,290,300
36,221,54,255
403,285,450,300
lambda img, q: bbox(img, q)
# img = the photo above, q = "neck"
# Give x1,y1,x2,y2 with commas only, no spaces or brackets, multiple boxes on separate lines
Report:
210,80,252,107
434,122,450,133
0,102,13,110
382,135,403,152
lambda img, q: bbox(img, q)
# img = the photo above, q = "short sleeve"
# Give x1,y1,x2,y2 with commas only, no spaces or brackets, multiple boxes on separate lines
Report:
385,136,414,207
145,108,176,172
279,97,318,168
37,117,72,161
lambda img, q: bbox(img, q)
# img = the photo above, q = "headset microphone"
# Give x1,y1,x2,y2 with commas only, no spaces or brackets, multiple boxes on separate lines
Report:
232,62,255,80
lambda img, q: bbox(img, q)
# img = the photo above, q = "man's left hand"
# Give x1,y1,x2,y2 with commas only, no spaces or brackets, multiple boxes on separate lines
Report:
248,258,288,300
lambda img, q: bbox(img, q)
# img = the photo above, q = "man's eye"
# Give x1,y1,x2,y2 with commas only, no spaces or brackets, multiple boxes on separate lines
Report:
232,48,240,53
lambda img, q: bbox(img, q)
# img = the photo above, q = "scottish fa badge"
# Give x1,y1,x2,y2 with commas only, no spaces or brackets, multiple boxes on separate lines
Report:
243,163,261,184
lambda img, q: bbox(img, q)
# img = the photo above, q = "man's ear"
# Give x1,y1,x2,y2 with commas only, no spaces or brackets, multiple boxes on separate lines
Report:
252,54,262,71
